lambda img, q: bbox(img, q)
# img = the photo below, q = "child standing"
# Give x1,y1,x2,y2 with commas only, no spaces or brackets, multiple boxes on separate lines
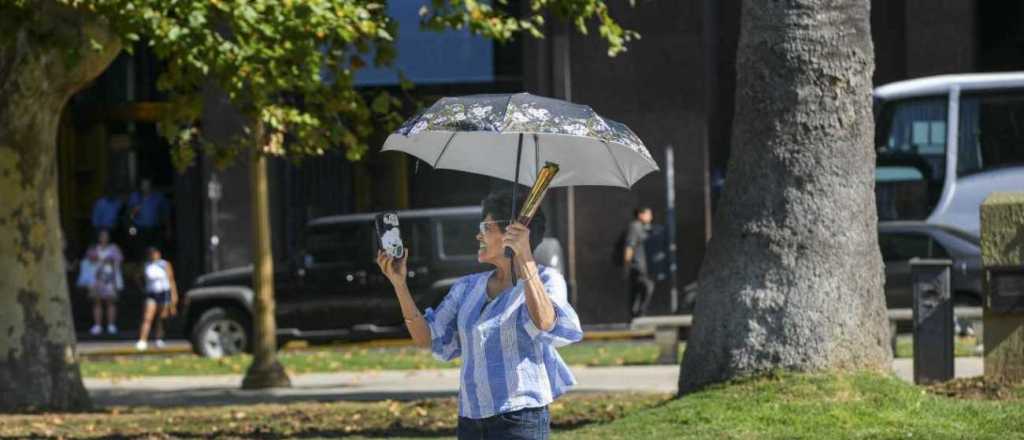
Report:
136,247,178,351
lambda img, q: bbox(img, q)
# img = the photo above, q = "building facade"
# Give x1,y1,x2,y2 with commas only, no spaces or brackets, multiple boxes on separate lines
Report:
58,0,1023,330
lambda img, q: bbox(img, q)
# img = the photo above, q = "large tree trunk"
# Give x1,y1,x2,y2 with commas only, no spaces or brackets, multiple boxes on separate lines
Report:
241,145,291,389
0,2,121,411
679,0,891,393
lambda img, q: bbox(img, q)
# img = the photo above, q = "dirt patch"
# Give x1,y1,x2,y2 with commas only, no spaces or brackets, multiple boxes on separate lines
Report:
927,377,1024,401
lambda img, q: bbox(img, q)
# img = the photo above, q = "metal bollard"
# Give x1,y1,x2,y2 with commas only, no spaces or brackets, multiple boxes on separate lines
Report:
910,258,954,385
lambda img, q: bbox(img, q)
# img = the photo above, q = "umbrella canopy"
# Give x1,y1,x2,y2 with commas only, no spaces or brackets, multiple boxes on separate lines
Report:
382,93,658,188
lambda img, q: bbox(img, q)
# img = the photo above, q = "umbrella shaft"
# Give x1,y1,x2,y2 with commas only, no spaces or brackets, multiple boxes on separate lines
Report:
507,133,525,261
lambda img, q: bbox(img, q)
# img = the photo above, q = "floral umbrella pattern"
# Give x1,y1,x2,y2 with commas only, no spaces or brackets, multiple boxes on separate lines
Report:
396,93,655,164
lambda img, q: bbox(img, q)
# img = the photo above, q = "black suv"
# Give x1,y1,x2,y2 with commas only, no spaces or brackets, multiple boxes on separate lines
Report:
183,206,565,357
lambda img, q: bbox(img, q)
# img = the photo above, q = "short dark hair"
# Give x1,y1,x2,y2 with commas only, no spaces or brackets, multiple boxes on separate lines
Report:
481,189,547,252
634,206,652,218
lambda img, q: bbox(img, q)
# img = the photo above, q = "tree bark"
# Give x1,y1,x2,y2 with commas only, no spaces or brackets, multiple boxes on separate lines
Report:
0,1,121,411
241,142,291,389
679,0,891,393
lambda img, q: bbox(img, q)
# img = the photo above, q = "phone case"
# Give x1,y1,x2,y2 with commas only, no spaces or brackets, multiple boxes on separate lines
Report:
374,212,404,259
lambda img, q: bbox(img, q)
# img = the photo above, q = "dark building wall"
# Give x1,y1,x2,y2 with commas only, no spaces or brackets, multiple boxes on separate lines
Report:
977,2,1024,71
523,0,712,323
871,0,908,85
182,0,992,321
903,0,975,77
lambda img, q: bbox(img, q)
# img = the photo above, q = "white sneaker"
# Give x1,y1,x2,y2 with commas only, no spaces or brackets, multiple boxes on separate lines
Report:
89,325,102,336
155,339,166,349
135,340,148,351
106,324,118,335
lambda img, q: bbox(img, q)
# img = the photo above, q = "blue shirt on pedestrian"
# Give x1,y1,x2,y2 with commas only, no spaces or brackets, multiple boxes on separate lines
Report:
423,265,583,419
128,191,168,228
91,196,123,229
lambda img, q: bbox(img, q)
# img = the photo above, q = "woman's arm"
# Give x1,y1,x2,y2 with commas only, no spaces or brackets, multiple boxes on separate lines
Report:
392,282,432,349
518,258,556,331
376,250,431,348
504,223,556,331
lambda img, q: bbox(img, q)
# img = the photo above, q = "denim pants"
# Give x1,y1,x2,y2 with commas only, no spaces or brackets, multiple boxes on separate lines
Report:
457,406,550,440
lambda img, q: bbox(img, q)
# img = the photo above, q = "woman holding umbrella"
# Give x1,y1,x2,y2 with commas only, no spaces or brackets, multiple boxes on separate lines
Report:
376,191,582,439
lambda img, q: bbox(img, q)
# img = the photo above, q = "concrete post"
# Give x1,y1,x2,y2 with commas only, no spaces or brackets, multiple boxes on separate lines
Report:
980,192,1024,383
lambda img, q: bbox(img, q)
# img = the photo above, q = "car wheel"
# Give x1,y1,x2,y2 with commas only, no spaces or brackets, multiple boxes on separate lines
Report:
191,307,251,358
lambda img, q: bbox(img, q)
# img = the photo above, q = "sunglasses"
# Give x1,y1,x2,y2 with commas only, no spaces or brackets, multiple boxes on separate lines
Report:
479,220,511,235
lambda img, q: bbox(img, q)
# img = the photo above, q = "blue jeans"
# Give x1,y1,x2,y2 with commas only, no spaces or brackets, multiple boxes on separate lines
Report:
457,406,550,440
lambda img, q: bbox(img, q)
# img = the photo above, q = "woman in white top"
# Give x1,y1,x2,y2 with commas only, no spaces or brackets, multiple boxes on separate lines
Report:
136,246,178,351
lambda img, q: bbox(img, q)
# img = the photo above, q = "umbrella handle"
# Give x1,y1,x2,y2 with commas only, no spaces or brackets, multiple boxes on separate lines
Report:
506,162,559,265
503,216,530,259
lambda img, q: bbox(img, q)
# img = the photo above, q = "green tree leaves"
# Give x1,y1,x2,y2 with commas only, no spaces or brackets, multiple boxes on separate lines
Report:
6,0,635,167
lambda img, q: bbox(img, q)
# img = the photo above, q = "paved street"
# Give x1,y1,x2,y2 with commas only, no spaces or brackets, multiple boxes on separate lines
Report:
84,358,984,407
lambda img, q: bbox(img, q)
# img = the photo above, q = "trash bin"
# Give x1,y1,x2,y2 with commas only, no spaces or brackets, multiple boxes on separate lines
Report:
910,258,954,385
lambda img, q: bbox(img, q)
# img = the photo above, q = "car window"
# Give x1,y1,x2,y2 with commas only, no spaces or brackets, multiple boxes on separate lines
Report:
306,224,372,265
879,232,948,261
957,92,1024,177
402,220,431,262
439,218,479,259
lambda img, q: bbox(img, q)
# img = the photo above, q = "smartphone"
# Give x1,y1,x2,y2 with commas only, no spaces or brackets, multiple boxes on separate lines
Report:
374,212,404,259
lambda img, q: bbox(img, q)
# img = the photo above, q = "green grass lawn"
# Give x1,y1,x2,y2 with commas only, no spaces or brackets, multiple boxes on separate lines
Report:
561,372,1024,439
895,335,980,358
80,340,675,378
10,372,1024,438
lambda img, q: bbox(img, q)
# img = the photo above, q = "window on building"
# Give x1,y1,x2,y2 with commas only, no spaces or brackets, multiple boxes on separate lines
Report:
353,1,494,86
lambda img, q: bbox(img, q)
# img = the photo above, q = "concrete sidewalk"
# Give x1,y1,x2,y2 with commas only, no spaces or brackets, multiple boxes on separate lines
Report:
85,358,984,407
86,365,677,407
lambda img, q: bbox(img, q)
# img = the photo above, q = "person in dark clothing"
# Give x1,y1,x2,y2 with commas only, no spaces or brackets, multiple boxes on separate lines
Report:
91,188,123,235
623,206,655,318
127,178,170,259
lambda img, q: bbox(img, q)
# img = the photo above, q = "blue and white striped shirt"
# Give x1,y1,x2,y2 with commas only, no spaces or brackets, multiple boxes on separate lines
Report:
423,265,583,419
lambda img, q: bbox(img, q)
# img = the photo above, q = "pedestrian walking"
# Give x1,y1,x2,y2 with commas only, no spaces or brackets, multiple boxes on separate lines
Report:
376,191,582,439
136,246,178,351
623,206,655,318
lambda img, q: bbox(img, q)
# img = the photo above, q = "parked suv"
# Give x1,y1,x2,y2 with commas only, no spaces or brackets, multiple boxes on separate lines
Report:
878,221,983,309
183,206,565,357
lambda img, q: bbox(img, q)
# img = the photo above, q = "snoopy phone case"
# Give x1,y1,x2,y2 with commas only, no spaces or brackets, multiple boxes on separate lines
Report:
374,212,404,259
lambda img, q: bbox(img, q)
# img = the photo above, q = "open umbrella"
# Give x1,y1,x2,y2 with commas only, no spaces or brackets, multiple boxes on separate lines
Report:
383,93,658,190
382,93,658,262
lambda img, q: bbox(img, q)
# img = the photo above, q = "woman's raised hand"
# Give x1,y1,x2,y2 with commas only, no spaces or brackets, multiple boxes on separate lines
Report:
502,222,534,261
376,248,408,286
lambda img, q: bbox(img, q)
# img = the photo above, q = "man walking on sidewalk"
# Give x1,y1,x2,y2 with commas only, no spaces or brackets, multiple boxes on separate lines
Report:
624,206,655,318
